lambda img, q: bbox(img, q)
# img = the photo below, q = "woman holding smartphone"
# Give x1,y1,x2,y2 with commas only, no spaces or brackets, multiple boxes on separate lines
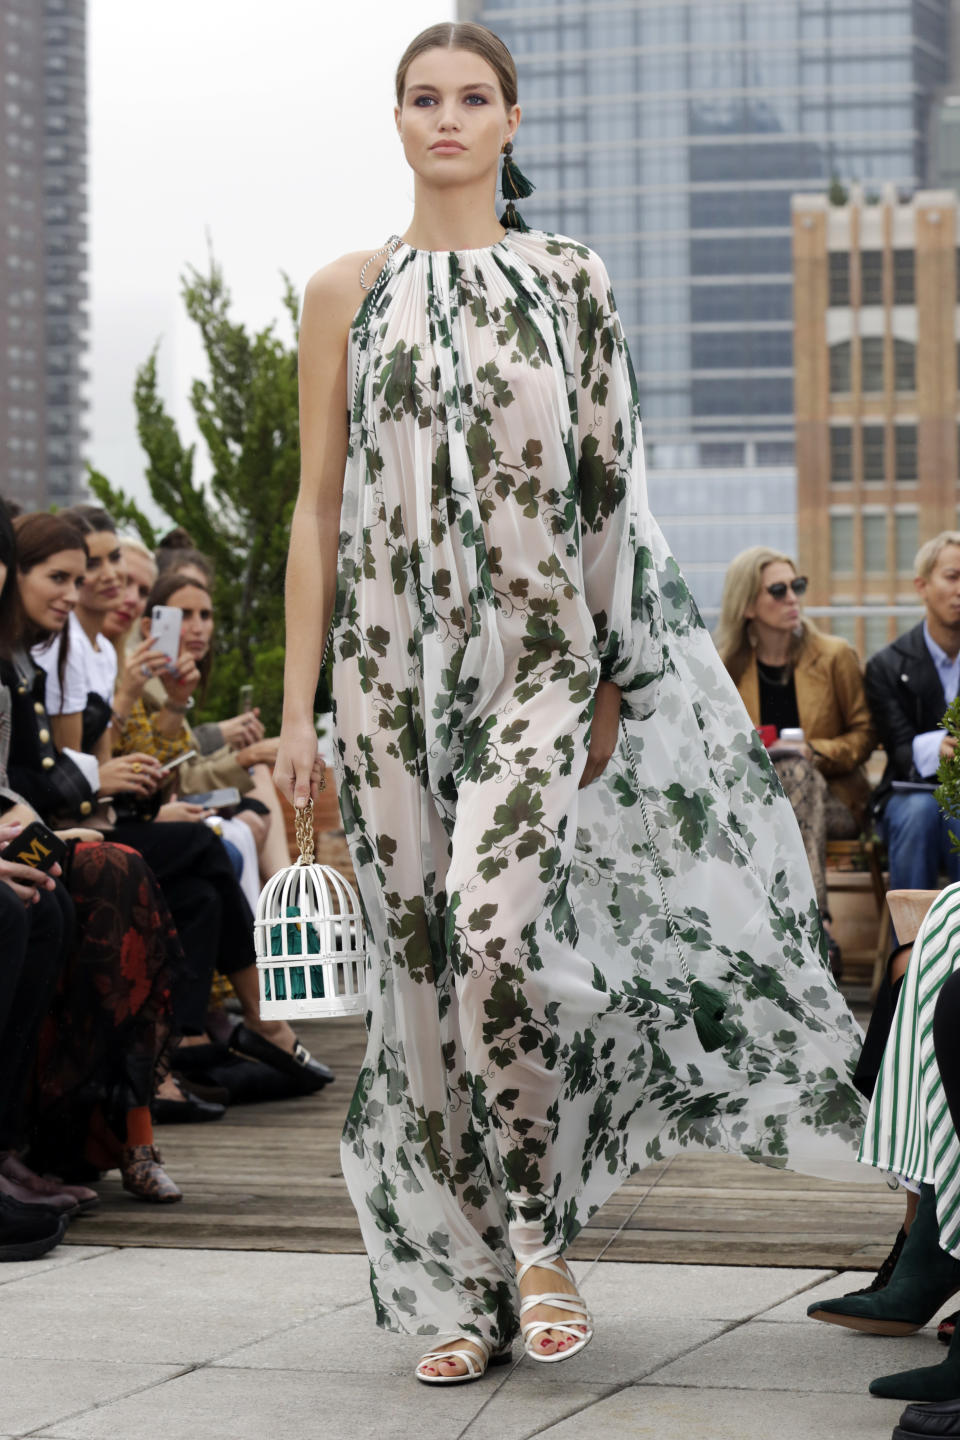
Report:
115,571,294,888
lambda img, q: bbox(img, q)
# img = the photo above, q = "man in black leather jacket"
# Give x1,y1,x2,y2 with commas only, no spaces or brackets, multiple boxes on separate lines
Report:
864,532,960,893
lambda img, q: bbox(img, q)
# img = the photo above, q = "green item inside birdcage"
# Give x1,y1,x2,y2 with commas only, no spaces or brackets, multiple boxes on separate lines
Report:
270,905,324,998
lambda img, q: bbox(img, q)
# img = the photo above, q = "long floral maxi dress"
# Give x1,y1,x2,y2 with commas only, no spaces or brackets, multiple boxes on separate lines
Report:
331,230,868,1347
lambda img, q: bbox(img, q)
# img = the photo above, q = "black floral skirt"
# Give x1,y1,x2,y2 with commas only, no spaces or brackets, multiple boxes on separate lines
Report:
31,840,181,1148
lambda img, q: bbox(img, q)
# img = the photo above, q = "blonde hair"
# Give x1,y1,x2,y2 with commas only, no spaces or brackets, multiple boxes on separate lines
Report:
395,22,518,108
915,531,960,580
119,534,157,568
715,546,816,681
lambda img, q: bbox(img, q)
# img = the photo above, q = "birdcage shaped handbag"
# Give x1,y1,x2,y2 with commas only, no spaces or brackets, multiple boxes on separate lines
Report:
254,799,367,1019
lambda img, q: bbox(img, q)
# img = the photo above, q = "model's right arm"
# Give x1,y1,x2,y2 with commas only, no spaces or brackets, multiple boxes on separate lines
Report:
274,258,361,810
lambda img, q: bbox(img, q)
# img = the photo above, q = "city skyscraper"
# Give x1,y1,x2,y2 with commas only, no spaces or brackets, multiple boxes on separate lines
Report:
463,0,951,616
1,0,88,510
793,186,957,657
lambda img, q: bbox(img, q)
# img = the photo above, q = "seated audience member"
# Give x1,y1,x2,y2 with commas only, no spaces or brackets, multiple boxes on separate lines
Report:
716,546,875,974
0,501,182,1201
150,541,270,768
154,527,212,583
0,805,76,1258
807,884,960,1407
115,570,291,891
865,532,960,894
14,506,331,1096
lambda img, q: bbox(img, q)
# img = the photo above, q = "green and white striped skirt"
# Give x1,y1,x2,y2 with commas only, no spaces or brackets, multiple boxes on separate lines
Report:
860,882,960,1256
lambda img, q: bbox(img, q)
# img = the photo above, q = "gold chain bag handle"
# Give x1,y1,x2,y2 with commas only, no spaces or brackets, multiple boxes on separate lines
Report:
619,717,736,1054
294,799,317,867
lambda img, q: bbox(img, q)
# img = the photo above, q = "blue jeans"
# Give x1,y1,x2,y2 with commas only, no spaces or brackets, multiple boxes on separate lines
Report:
881,791,960,892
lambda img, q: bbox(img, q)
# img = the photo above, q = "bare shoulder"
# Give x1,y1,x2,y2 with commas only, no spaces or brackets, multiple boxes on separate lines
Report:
303,248,391,322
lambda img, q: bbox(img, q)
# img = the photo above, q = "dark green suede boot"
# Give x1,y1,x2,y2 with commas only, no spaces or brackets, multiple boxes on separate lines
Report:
870,1308,960,1400
807,1187,960,1337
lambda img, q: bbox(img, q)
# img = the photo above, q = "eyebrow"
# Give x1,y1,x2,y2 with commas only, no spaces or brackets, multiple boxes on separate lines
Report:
407,82,497,95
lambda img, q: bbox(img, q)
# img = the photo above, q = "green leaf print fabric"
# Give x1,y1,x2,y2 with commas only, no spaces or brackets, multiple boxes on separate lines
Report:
331,230,868,1346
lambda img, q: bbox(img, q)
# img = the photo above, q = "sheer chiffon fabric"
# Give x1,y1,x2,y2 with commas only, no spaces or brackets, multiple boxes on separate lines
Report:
332,231,868,1346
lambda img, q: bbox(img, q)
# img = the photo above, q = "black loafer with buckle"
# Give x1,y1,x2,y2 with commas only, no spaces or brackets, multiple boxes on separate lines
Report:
229,1023,335,1092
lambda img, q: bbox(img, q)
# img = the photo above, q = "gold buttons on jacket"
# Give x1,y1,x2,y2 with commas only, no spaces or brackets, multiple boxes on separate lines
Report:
41,756,54,770
38,728,50,743
34,702,44,715
80,801,92,816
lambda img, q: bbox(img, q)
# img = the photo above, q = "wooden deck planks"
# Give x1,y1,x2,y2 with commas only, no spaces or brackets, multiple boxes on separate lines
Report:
64,1014,902,1270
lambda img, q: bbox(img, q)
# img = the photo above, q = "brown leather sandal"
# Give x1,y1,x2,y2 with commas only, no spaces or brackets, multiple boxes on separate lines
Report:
120,1145,183,1203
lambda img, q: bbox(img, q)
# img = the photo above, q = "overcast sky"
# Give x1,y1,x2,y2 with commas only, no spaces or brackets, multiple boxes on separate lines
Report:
88,0,455,516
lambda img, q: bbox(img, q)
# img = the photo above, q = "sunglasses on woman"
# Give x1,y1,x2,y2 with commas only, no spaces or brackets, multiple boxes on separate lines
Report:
765,577,808,601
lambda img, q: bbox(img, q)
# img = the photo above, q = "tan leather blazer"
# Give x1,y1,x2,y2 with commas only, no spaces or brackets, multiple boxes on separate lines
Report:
735,630,876,821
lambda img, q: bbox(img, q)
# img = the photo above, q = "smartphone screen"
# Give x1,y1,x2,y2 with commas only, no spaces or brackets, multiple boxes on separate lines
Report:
181,787,241,811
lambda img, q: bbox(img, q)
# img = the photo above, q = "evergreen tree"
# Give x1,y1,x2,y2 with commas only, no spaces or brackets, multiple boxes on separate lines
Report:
89,256,326,732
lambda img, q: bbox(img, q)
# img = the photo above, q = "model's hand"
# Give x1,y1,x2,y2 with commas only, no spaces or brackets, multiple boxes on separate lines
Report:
579,681,621,789
274,721,326,809
221,710,265,750
99,753,163,797
941,735,958,762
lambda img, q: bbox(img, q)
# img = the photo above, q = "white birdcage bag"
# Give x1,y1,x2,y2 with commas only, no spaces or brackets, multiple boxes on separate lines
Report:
254,798,367,1019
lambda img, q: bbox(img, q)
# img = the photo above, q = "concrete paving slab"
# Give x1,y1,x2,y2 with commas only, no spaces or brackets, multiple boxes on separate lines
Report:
0,1244,113,1287
1,1357,182,1434
213,1302,725,1386
568,1260,835,1321
648,1316,931,1392
534,1384,905,1440
763,1270,960,1325
32,1364,607,1440
0,1247,366,1363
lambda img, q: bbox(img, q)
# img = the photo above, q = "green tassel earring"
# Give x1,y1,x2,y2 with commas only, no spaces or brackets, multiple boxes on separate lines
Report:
500,140,534,232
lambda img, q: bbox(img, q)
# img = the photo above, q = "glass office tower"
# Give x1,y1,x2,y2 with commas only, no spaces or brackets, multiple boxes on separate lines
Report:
465,0,950,615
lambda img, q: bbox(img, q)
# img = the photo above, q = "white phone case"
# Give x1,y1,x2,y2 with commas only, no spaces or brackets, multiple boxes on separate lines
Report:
151,605,182,666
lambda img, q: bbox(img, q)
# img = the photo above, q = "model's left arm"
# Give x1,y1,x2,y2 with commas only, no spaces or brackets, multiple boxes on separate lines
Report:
572,252,664,723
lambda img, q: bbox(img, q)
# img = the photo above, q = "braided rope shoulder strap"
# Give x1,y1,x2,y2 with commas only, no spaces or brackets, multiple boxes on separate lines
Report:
618,717,737,1054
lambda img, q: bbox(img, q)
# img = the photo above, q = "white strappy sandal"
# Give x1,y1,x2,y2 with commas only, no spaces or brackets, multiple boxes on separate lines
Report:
517,1254,594,1364
414,1335,513,1386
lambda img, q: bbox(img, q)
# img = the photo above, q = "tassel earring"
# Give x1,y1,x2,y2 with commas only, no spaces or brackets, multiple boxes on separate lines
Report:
500,140,534,232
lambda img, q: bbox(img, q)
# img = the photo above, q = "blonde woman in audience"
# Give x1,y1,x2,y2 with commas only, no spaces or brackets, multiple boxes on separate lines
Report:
715,546,875,976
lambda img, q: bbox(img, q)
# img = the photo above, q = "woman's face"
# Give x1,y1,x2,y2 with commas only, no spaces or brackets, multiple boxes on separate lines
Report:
156,583,214,662
396,48,519,192
104,547,158,640
80,528,125,614
745,560,803,634
18,549,87,632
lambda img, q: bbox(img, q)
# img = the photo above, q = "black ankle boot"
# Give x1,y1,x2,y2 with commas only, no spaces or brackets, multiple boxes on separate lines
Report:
871,1305,960,1401
808,1187,960,1336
